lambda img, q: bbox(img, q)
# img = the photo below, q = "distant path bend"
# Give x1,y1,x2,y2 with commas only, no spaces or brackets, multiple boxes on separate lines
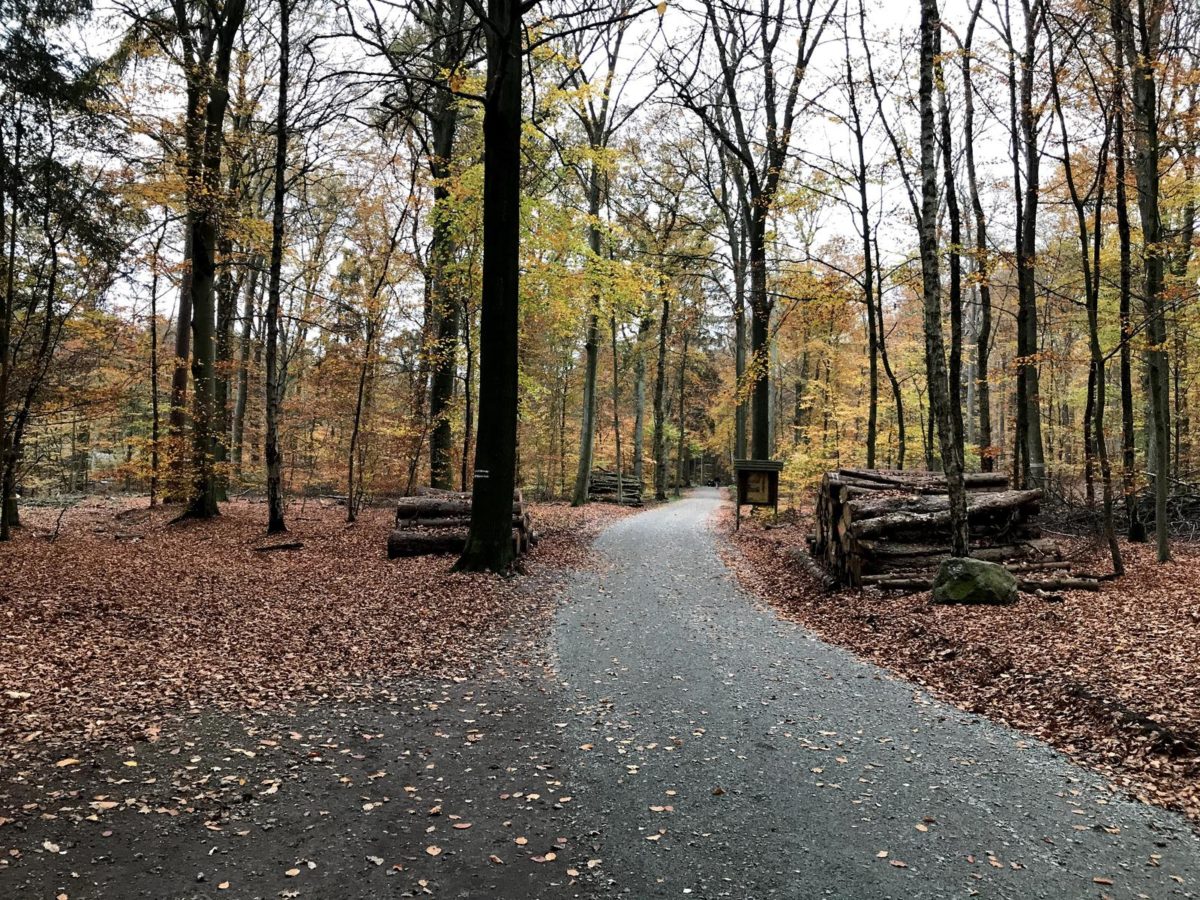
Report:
553,487,1200,899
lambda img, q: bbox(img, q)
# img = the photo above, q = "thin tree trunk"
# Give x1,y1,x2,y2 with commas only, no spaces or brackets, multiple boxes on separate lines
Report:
919,0,968,557
149,232,164,506
427,95,461,490
937,54,965,455
572,308,600,504
610,314,622,503
845,30,878,468
346,329,371,523
632,314,650,486
960,0,993,472
263,0,289,534
571,166,604,506
674,327,688,497
653,289,669,502
231,258,260,475
460,298,474,493
873,235,905,469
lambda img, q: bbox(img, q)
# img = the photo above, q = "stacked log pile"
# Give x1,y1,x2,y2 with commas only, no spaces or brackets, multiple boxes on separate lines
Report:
588,469,643,506
811,468,1089,590
387,489,536,558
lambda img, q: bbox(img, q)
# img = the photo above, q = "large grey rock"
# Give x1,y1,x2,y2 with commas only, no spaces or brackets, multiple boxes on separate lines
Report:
931,557,1018,605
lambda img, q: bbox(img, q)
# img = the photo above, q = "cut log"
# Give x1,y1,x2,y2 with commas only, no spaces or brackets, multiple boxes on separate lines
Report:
252,541,304,552
789,548,838,591
387,528,523,559
809,469,1073,589
850,490,1042,539
396,495,525,524
396,514,527,530
390,489,532,558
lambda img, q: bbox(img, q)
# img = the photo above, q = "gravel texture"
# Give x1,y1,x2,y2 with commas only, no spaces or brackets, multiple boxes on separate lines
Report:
551,488,1200,898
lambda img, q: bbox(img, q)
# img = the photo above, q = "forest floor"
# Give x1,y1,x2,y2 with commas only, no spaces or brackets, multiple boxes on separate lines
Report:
726,501,1200,823
0,495,633,769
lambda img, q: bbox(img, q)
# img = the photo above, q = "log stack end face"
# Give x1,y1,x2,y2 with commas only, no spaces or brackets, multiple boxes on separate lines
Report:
388,491,534,559
810,468,1054,589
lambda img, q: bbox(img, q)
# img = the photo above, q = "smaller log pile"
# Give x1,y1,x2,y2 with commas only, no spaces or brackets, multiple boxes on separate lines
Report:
811,468,1094,591
588,469,643,506
387,488,536,558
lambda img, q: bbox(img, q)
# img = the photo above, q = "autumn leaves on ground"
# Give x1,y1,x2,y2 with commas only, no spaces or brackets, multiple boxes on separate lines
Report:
0,498,630,768
728,505,1200,822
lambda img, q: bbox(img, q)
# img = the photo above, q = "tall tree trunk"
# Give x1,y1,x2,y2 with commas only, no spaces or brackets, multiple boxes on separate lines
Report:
919,0,968,556
346,329,371,523
961,0,993,472
180,0,247,519
571,168,604,506
263,0,289,535
674,326,688,497
213,160,243,502
937,56,965,455
873,235,905,469
747,214,772,460
1122,0,1170,562
149,232,164,506
610,314,623,502
167,225,193,501
1110,36,1144,542
653,290,669,502
231,258,260,475
456,0,523,572
0,119,19,537
845,35,878,469
632,314,650,486
460,299,474,492
428,96,461,490
732,227,748,460
1012,0,1046,488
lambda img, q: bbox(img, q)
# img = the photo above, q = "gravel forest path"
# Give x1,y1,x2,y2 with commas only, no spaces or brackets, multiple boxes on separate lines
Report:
4,488,1200,900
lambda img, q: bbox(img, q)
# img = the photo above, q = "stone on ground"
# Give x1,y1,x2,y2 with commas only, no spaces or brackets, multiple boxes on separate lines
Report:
931,556,1018,605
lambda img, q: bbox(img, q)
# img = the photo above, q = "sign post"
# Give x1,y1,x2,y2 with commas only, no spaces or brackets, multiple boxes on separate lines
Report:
732,458,783,530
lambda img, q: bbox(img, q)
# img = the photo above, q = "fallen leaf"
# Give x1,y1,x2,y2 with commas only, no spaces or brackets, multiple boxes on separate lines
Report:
425,845,442,857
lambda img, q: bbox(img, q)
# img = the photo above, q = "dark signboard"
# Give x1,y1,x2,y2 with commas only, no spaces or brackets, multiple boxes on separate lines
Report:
732,459,784,528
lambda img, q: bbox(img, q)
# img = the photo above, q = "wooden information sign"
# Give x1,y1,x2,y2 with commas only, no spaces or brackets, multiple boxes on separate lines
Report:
733,458,783,529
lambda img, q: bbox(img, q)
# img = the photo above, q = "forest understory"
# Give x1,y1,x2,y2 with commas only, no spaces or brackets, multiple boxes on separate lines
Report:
0,498,634,780
722,499,1200,823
